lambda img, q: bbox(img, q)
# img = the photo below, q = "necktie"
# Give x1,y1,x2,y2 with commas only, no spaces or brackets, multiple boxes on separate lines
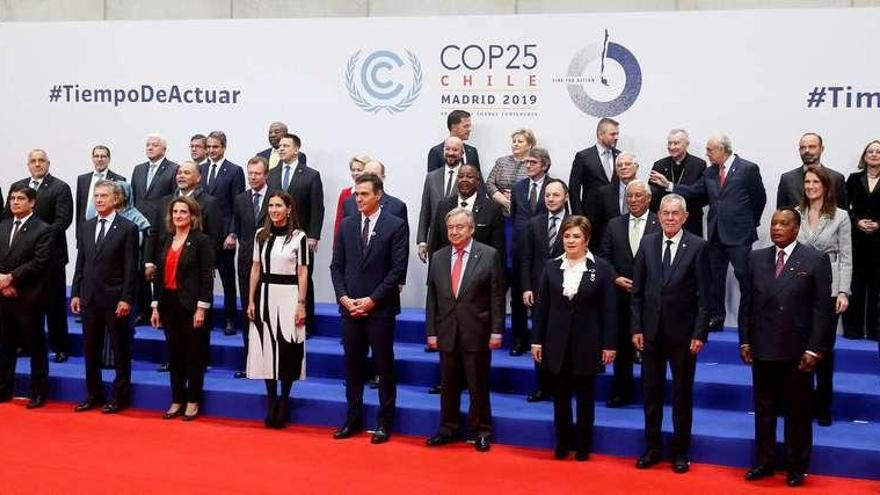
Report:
451,248,465,298
602,150,613,181
662,239,673,280
269,149,280,169
282,165,292,191
30,180,39,191
361,217,370,247
10,220,21,247
629,218,641,255
548,215,558,251
96,218,107,245
718,163,727,187
146,164,157,189
620,187,627,214
208,163,218,187
528,182,538,212
444,169,455,197
775,250,786,278
252,192,261,221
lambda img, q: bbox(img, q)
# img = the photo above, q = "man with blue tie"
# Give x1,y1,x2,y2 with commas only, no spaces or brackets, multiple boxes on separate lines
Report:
75,145,126,241
330,173,408,444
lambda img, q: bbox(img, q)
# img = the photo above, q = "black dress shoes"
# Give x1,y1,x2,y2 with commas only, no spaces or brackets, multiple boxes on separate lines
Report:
26,395,46,409
526,390,551,403
635,450,662,469
605,396,632,408
672,455,690,473
424,345,438,353
370,427,391,444
333,424,362,439
426,433,455,447
474,435,490,452
574,450,589,461
233,371,247,379
74,398,104,412
101,402,123,414
223,319,236,336
51,352,68,363
786,472,806,487
509,345,527,357
744,465,775,481
0,393,12,403
554,447,569,460
815,411,832,427
368,376,380,389
427,384,442,394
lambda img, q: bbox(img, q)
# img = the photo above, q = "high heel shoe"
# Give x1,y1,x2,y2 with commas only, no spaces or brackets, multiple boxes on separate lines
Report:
272,399,289,429
182,403,200,421
162,403,183,420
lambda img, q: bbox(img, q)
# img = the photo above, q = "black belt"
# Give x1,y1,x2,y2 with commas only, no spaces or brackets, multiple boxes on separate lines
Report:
261,274,298,285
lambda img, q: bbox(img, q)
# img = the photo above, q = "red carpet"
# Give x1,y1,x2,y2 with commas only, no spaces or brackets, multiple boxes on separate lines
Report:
0,401,875,494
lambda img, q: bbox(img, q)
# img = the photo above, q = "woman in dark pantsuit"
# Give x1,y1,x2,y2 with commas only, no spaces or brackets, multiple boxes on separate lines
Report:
532,216,617,461
151,196,215,421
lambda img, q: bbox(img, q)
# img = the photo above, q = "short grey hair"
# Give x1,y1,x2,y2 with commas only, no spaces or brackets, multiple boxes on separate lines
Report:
527,147,551,168
615,151,638,166
178,160,201,177
668,128,689,142
146,133,167,148
625,179,651,197
708,134,733,154
445,207,474,228
659,193,687,211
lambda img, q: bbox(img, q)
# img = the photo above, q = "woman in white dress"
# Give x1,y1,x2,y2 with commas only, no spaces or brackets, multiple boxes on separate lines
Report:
246,191,309,429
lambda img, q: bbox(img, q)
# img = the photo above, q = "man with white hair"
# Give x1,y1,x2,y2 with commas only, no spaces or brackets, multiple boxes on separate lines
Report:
649,129,707,236
590,152,639,248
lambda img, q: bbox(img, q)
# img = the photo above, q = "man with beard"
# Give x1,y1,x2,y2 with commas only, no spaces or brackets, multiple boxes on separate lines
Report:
776,133,847,209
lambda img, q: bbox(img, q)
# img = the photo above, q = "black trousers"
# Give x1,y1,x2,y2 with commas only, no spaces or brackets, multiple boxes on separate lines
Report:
45,262,69,353
611,293,635,401
641,336,696,456
813,304,838,417
215,247,238,325
551,351,596,453
237,257,255,356
439,347,492,438
160,291,210,404
707,239,750,322
341,315,396,430
752,359,814,473
82,305,132,403
0,298,47,398
844,244,879,339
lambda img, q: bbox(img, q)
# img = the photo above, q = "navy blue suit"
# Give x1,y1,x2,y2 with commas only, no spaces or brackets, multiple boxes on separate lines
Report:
508,177,549,350
568,145,620,217
330,211,408,431
426,142,481,173
341,192,409,230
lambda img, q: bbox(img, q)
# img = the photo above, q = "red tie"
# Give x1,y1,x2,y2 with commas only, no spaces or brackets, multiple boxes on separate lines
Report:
775,250,786,278
718,163,727,187
451,248,464,297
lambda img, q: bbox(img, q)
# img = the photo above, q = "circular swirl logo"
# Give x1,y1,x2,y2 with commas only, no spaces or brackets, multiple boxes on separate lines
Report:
345,49,423,115
566,32,642,117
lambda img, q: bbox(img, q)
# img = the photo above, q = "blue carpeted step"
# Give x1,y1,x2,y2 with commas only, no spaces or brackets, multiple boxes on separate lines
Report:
10,356,880,481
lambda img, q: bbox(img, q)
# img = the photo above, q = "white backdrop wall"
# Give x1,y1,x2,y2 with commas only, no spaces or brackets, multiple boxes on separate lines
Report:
0,9,877,319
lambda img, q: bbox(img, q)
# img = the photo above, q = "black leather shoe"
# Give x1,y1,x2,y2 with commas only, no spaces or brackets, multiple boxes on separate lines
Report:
371,428,391,444
233,371,247,379
574,450,590,461
26,395,46,409
0,394,12,403
51,352,68,363
786,472,806,487
223,319,236,336
554,447,569,460
74,398,103,412
101,402,123,414
672,455,690,473
708,316,725,331
815,411,832,427
157,362,170,373
368,376,380,390
509,346,526,357
474,435,490,452
427,384,442,394
605,396,632,408
526,390,551,403
635,450,662,469
426,433,455,447
744,465,775,481
333,424,362,439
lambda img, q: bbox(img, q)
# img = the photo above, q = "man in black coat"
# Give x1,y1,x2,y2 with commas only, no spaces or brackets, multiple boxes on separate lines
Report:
776,133,848,210
75,145,126,240
631,193,711,474
738,208,833,488
649,129,707,236
598,179,660,408
426,110,480,173
568,117,621,217
70,180,139,413
590,152,639,249
429,165,504,259
0,184,53,408
5,149,73,363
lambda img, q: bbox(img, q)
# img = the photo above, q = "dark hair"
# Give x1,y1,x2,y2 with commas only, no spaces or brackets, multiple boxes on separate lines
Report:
777,207,802,227
165,196,202,233
596,117,619,134
207,130,227,148
190,134,207,145
459,164,482,184
246,155,269,174
355,172,384,193
446,110,471,130
280,133,302,148
256,191,301,245
9,183,36,201
561,215,592,240
800,166,837,218
857,140,880,170
92,145,111,158
528,147,552,171
544,178,568,195
800,132,823,148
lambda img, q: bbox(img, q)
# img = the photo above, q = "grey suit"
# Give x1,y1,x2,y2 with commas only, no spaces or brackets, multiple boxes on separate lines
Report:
417,165,457,245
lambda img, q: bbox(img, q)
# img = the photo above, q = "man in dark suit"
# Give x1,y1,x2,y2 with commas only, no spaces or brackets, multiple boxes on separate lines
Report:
651,134,767,331
631,193,711,474
228,156,270,378
599,179,660,408
4,149,73,363
330,173,408,444
426,110,480,173
425,208,504,452
75,145,126,240
590,152,639,249
738,208,833,487
569,117,621,217
649,129,707,236
0,184,53,408
776,133,848,210
257,122,307,170
267,133,323,330
341,161,409,227
521,178,569,402
70,180,139,413
190,134,208,167
418,137,463,264
202,131,245,334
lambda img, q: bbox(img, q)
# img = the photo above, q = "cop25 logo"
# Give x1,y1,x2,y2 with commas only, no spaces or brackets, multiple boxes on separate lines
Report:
566,30,641,117
345,49,423,115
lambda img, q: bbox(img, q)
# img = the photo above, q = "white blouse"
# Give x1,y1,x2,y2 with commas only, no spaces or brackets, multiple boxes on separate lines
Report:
558,252,595,300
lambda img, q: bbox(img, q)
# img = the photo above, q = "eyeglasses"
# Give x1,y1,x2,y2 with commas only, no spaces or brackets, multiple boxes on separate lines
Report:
866,149,880,156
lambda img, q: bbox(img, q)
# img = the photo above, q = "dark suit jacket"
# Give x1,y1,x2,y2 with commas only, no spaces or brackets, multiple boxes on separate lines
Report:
200,159,245,237
675,155,767,246
257,148,307,167
426,241,504,352
631,231,711,343
146,189,222,265
71,215,138,308
153,231,215,312
267,162,324,240
75,169,126,239
650,154,707,236
418,166,455,244
429,193,505,260
532,256,618,376
0,215,52,303
341,192,409,231
427,142,480,173
738,243,833,361
131,158,179,224
590,180,626,248
230,188,269,271
598,212,660,281
330,211,409,319
847,171,880,249
510,176,549,233
569,145,620,216
777,165,848,211
5,174,73,265
520,212,567,293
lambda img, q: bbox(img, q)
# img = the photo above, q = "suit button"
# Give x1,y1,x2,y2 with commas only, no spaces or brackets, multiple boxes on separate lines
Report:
778,306,784,311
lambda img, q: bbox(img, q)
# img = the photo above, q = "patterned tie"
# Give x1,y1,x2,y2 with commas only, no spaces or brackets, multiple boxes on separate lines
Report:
662,239,673,281
528,182,538,212
30,180,39,191
444,169,455,197
361,217,370,247
208,162,218,188
96,218,107,245
629,217,641,255
547,215,558,251
282,165,292,191
451,248,465,298
9,220,21,247
775,250,786,278
252,192,261,222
